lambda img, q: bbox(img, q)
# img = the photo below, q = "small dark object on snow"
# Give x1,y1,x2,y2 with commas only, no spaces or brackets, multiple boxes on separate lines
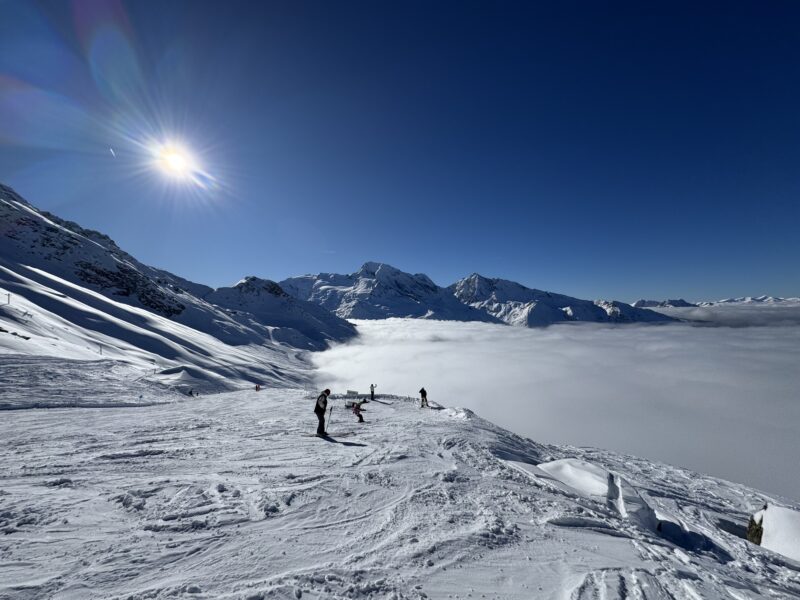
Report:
747,503,768,545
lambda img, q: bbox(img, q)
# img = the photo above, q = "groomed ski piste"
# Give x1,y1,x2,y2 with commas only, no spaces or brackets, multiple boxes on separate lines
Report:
2,371,799,600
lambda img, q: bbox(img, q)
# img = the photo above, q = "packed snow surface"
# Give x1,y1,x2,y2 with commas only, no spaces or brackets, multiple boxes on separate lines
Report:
1,374,799,599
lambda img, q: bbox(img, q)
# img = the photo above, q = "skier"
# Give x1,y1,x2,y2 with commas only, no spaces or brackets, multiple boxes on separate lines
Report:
314,388,331,436
419,387,428,408
370,383,376,402
352,399,365,423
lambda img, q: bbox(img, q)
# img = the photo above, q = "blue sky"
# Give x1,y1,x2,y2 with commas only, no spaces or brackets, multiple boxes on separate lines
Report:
1,1,798,301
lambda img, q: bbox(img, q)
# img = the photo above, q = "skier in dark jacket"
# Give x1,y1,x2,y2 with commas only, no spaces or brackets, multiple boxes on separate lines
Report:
352,400,365,423
370,383,376,402
314,388,331,435
419,387,428,408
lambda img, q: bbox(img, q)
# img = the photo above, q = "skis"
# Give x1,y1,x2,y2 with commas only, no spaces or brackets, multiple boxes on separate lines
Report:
303,432,356,438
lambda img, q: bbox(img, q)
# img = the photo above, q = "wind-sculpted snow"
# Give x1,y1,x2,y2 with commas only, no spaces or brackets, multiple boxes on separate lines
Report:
315,318,800,500
1,381,798,599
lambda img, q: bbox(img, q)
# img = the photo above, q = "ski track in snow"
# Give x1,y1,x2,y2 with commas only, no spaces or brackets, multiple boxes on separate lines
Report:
1,374,799,599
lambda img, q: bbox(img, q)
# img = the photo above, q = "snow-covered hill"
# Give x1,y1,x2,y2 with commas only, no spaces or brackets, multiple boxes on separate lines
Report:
632,298,697,308
0,184,357,390
450,273,674,326
280,262,501,323
281,266,672,326
1,377,798,598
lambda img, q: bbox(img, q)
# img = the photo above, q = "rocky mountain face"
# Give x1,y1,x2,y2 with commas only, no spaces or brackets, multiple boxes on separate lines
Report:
632,299,697,308
280,262,502,323
282,265,673,326
0,184,356,351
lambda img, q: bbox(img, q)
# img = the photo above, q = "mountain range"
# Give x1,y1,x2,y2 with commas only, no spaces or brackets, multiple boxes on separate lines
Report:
0,181,725,393
281,265,674,326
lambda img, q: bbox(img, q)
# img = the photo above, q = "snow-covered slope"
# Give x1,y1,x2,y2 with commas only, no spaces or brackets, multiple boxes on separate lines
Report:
1,378,798,598
632,298,697,308
0,265,309,395
280,262,501,323
450,273,674,326
0,184,357,388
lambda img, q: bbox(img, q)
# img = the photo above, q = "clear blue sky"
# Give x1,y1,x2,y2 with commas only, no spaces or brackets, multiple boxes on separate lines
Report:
1,0,798,301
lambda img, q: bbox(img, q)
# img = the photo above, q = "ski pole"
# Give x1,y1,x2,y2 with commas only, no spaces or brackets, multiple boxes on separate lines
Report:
327,406,333,435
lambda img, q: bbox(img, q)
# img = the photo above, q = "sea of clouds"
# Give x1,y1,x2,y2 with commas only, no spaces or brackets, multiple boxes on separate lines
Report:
313,305,800,501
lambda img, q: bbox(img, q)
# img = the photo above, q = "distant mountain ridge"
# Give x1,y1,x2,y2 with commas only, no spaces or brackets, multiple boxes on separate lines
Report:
282,265,674,326
632,299,697,308
698,295,800,306
279,262,502,323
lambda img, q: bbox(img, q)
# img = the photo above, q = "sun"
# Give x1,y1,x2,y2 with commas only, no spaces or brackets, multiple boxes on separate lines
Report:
142,138,217,190
154,143,196,180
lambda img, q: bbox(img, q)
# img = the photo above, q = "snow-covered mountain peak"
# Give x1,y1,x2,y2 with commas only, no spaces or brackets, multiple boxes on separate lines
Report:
450,273,545,305
449,274,674,326
231,276,287,297
357,261,438,291
280,264,499,322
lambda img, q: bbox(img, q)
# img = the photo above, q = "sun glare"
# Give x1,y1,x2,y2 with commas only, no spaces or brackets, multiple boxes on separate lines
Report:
155,144,196,179
143,138,218,191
